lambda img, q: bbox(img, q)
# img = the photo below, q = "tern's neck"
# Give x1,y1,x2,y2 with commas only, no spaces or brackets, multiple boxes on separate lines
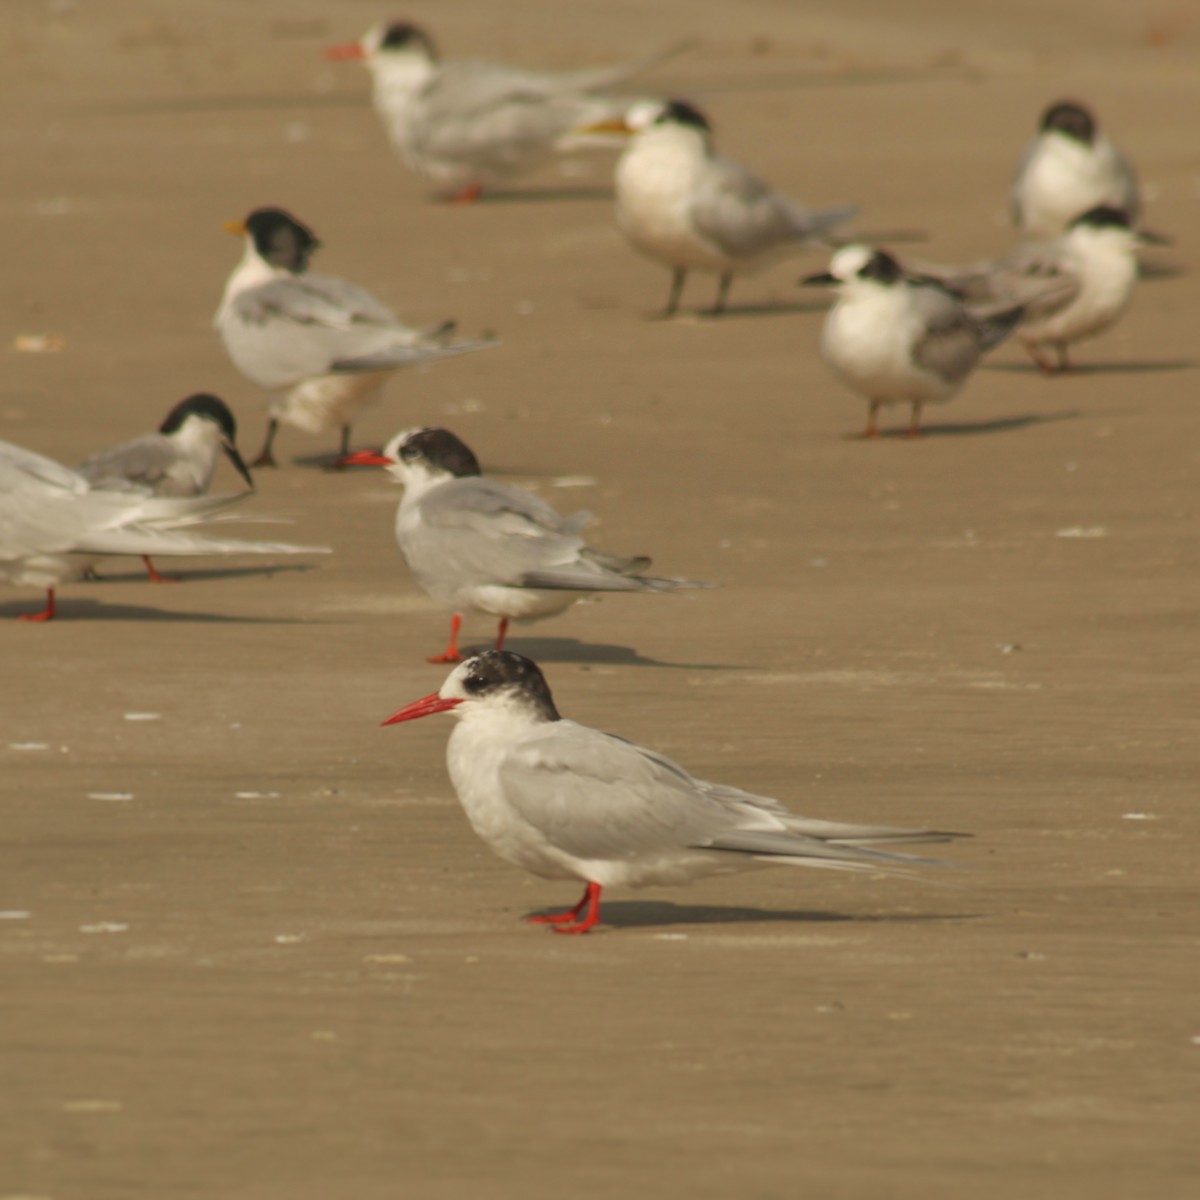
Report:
366,51,437,105
218,244,289,311
394,463,461,505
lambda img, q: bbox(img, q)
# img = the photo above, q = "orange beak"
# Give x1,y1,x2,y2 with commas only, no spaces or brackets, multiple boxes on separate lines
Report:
381,693,462,726
325,42,366,61
222,219,246,236
574,117,634,136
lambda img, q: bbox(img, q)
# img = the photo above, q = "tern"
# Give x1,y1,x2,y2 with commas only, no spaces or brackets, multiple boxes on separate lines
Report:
1011,100,1139,238
77,393,254,582
384,651,966,934
214,207,493,469
802,245,1024,437
343,427,710,662
590,99,856,316
327,20,690,203
1,438,328,621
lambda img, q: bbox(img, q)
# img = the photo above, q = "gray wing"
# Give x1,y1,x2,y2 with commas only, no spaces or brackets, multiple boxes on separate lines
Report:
909,283,991,384
77,434,177,491
499,723,957,870
219,273,484,389
690,155,856,261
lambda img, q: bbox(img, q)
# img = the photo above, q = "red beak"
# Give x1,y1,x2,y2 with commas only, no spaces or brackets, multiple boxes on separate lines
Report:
338,449,392,467
325,42,367,61
381,693,462,726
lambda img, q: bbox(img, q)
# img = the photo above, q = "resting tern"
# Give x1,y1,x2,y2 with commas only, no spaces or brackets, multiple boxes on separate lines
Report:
214,207,492,469
77,393,254,582
1011,100,1139,238
913,206,1143,374
327,20,689,202
384,651,965,934
343,427,710,662
802,246,1024,437
1,438,328,621
590,99,856,315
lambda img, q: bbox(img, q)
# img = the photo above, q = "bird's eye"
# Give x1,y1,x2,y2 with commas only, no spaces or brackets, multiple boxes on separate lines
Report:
462,674,488,695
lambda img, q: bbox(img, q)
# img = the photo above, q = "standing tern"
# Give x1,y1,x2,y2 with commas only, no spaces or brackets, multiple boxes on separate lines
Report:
912,206,1144,374
1011,100,1139,238
342,427,710,662
802,246,1024,437
77,392,254,582
214,207,493,469
327,20,690,203
1,438,328,621
589,99,856,316
383,651,966,934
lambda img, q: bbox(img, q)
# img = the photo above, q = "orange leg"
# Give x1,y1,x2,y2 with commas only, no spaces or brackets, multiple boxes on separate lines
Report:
427,613,463,664
143,556,179,584
493,617,510,651
527,882,603,934
906,400,924,438
448,182,483,205
851,399,882,439
18,589,56,622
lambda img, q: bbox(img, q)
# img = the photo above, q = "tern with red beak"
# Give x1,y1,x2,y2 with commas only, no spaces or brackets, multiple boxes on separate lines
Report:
344,428,710,662
215,207,492,468
326,20,690,202
383,651,966,934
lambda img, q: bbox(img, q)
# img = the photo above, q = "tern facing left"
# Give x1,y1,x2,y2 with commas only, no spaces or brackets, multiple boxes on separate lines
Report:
215,207,493,469
77,393,254,582
803,246,1024,437
344,428,710,662
595,99,857,316
384,651,966,934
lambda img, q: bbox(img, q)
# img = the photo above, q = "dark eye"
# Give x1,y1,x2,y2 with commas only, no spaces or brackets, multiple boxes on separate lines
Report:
462,674,488,695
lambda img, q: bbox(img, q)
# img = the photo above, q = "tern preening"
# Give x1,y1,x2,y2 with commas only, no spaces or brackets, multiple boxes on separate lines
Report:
1,437,328,621
384,651,966,934
327,19,690,203
343,427,710,662
77,393,254,582
214,207,493,469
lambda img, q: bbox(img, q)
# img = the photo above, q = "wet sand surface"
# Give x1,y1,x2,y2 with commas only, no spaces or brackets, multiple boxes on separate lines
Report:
3,2,1198,1197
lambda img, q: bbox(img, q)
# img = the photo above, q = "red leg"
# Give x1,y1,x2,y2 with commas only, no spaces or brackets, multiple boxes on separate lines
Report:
427,613,463,664
906,400,924,439
448,182,483,205
528,882,603,934
493,617,509,651
18,589,56,622
850,399,881,439
142,556,179,584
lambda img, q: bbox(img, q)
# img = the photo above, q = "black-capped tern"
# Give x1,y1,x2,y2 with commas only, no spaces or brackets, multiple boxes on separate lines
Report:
802,246,1023,437
77,393,254,582
327,20,690,203
343,428,710,662
383,651,966,934
214,207,493,469
590,99,856,316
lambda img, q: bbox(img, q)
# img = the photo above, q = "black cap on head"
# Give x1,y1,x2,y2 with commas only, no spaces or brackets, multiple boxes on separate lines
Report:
459,651,561,721
1070,205,1131,230
1040,101,1096,144
859,249,904,285
159,393,237,441
243,208,320,273
658,99,712,133
399,428,482,477
379,20,437,58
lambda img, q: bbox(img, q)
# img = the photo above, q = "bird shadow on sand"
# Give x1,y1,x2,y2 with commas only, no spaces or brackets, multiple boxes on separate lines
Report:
661,297,833,321
471,635,741,671
81,563,320,585
0,598,322,624
985,360,1196,376
536,899,981,931
463,185,615,205
858,411,1079,439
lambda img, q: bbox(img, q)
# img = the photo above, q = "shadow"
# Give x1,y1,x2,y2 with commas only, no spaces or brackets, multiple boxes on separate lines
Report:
531,898,982,930
82,563,319,585
464,186,615,205
1138,259,1185,281
985,360,1197,376
474,635,739,670
664,297,834,321
0,598,323,624
860,411,1079,439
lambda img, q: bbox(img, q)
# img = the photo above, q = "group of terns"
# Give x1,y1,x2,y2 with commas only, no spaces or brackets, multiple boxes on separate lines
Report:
6,19,1165,931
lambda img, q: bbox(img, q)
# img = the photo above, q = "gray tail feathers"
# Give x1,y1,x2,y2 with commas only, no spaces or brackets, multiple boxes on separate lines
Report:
558,37,698,93
974,304,1025,351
